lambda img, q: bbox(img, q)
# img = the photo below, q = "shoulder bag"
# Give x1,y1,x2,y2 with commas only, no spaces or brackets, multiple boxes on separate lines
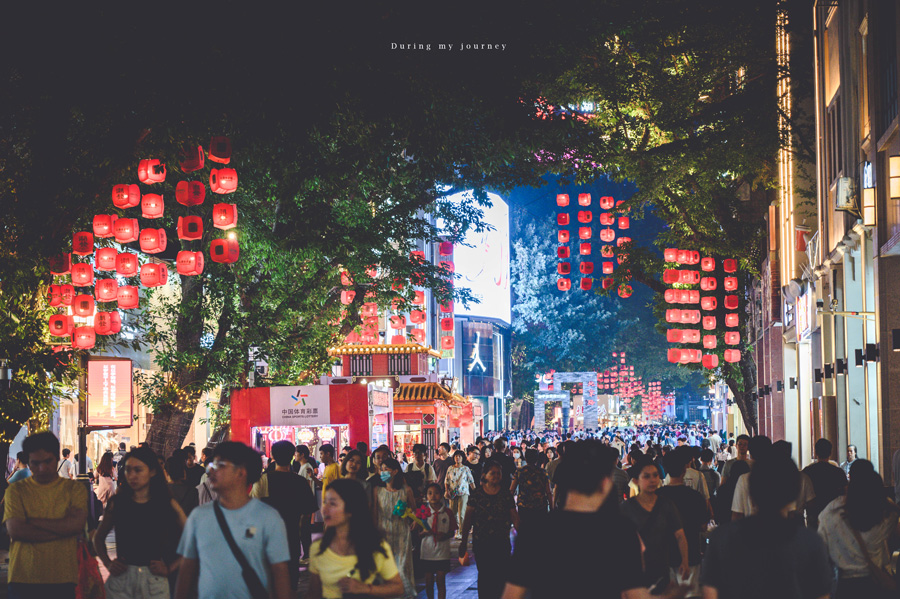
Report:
846,516,897,591
213,501,269,599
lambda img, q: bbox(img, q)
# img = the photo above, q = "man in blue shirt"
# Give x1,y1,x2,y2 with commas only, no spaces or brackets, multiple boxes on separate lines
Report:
174,442,292,599
7,452,31,483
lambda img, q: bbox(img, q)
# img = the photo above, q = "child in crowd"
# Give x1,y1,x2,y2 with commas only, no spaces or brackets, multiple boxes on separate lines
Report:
420,483,457,599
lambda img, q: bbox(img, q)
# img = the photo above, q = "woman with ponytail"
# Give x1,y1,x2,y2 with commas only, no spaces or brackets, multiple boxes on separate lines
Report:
373,457,416,599
306,479,404,599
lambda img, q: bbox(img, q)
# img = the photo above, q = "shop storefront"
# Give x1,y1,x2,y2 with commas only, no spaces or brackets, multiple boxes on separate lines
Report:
392,382,470,459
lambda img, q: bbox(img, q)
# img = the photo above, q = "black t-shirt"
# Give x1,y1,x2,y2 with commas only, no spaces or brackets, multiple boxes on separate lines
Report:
701,516,832,599
657,485,709,566
262,471,318,556
508,509,644,598
466,460,483,487
432,457,452,487
802,462,847,522
112,496,180,565
185,463,205,487
620,495,683,587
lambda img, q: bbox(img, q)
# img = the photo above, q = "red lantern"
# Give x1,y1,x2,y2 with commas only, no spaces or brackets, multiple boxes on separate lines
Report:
210,168,238,194
390,335,407,345
73,294,94,317
440,301,454,313
618,217,630,229
558,263,571,275
439,261,455,273
114,218,139,244
177,216,204,241
667,329,685,343
679,270,700,285
600,229,615,243
664,248,678,262
212,203,238,230
618,284,633,298
558,230,569,243
724,295,739,310
178,144,205,173
663,270,680,285
702,316,717,330
600,246,614,258
73,232,94,256
49,315,74,337
558,247,570,259
580,278,593,290
724,349,741,363
681,310,701,324
599,213,613,226
580,242,591,255
361,303,378,317
340,290,356,305
664,289,676,303
412,291,425,305
700,277,717,291
557,213,569,226
602,262,614,274
702,355,719,369
578,227,592,240
600,196,614,210
724,277,738,291
71,263,93,287
578,193,591,206
138,159,166,184
441,336,455,350
440,317,454,331
140,263,168,287
60,284,75,305
725,332,740,345
701,257,715,272
410,310,425,324
667,349,682,363
93,248,116,271
141,194,164,219
577,211,592,223
666,309,681,323
48,285,62,307
72,327,96,350
703,335,717,349
176,251,204,276
556,194,569,207
112,184,141,209
116,253,138,276
173,181,205,207
94,311,122,335
434,242,451,257
725,313,739,327
701,297,717,311
117,286,139,310
208,136,232,164
95,279,118,302
688,290,701,303
579,261,594,275
557,278,571,291
50,253,72,275
210,238,240,264
723,259,737,273
411,328,426,343
139,228,167,254
344,332,361,344
602,278,614,290
617,237,631,247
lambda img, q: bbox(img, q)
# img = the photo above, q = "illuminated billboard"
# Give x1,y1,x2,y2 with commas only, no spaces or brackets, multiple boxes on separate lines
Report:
443,190,511,324
86,358,133,428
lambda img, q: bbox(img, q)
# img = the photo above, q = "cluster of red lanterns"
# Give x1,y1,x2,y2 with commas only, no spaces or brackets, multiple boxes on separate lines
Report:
641,381,675,421
663,250,742,368
48,137,239,349
555,193,632,296
595,352,674,421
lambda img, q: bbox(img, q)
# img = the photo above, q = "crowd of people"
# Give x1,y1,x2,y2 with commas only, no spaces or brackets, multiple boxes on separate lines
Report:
1,424,899,599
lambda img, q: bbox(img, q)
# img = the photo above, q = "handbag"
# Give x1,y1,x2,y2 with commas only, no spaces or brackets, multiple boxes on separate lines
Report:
846,517,897,591
75,537,105,599
213,501,269,599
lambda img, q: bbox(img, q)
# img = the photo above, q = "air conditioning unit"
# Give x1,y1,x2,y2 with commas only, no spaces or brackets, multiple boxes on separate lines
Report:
834,177,857,211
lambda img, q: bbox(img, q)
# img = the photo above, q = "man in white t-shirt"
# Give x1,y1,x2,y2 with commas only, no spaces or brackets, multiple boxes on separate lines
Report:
407,444,436,483
57,448,75,480
731,438,814,521
708,431,722,455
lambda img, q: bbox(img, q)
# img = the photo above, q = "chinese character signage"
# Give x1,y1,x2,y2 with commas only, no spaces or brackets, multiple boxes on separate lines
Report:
270,385,331,426
86,359,133,428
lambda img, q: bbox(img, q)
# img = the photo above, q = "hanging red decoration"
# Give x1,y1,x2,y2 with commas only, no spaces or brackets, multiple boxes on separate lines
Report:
114,218,139,244
440,317,454,331
599,196,614,210
724,332,740,345
411,328,426,343
558,247,570,259
139,228,167,254
703,335,717,349
116,253,138,276
701,257,715,272
577,193,591,206
602,262,614,274
341,290,356,305
618,217,630,229
174,181,206,207
723,259,737,273
210,168,238,194
344,332,361,344
667,329,685,343
664,248,678,262
212,203,238,230
617,237,632,247
618,284,633,298
580,242,591,255
702,355,719,369
600,246,614,258
578,227,592,240
410,250,425,263
141,194,164,219
725,313,739,327
412,291,425,305
602,278,614,290
59,285,75,305
599,213,614,226
361,303,378,317
94,248,116,271
94,311,122,335
579,262,594,275
580,278,593,290
577,211,592,223
700,277,717,291
440,301,454,313
439,260,455,273
724,295,739,310
701,297,717,311
95,279,118,302
557,213,569,226
558,262,571,275
667,348,682,363
138,159,166,184
177,216,204,241
724,349,741,363
208,137,232,164
50,253,72,276
391,335,407,345
112,184,141,209
556,194,570,207
702,316,717,330
117,286,139,310
140,263,168,287
72,232,94,256
72,327,96,350
341,271,353,286
410,310,425,324
49,315,74,337
176,251,204,276
557,278,571,291
48,285,62,307
663,270,680,285
438,241,454,256
557,230,569,243
600,229,615,243
179,144,205,173
723,277,738,291
71,263,93,287
679,270,700,285
73,294,95,317
441,336,455,350
210,238,240,264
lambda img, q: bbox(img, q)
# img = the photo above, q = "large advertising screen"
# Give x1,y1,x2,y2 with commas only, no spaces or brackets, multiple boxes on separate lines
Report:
86,359,133,428
443,190,511,324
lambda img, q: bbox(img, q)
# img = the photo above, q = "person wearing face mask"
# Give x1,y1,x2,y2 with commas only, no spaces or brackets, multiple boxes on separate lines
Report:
511,448,523,470
373,458,416,599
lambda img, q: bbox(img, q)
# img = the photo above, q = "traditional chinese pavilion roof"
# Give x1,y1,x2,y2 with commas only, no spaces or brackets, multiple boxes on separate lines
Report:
395,382,468,406
327,343,442,359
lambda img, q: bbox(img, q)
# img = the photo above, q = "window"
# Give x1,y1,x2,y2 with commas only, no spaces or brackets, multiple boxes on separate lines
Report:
388,353,410,375
875,2,898,137
349,354,372,376
826,95,844,186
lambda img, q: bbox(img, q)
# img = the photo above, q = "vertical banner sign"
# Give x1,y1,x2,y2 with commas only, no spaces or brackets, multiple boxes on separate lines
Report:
86,359,133,428
270,385,332,426
439,241,455,359
583,378,599,430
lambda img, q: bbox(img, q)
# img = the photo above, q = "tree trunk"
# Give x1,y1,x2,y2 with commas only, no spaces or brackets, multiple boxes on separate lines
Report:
726,352,759,436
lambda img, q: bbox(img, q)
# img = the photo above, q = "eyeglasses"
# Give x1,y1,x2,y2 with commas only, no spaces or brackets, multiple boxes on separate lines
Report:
206,460,234,472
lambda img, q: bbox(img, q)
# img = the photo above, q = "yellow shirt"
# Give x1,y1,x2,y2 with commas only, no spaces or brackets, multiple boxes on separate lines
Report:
309,539,400,599
321,463,341,496
3,476,88,583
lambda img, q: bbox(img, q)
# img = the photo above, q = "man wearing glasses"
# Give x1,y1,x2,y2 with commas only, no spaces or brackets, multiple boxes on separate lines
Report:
174,442,292,599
